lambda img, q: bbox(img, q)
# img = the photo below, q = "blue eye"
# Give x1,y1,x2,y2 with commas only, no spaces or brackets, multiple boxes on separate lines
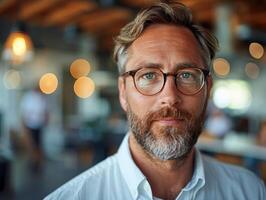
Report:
177,70,198,83
136,68,163,87
143,72,155,80
181,72,192,79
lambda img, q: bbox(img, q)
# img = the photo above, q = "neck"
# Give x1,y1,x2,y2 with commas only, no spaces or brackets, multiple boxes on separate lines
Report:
129,133,195,200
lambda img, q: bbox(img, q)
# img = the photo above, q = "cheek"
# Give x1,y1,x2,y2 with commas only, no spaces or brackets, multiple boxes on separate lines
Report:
178,83,208,116
127,93,148,116
126,85,155,118
187,91,208,117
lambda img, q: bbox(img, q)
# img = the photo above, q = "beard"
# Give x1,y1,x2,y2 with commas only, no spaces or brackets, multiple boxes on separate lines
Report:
127,104,207,161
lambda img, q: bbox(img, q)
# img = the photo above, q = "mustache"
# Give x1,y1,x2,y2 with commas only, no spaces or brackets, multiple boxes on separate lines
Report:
145,107,192,124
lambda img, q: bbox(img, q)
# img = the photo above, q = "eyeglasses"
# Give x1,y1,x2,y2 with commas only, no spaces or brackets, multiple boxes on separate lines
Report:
121,67,210,96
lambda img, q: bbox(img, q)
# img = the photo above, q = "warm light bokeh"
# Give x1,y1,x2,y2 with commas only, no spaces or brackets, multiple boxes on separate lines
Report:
213,58,230,77
3,69,21,89
70,58,91,79
3,31,34,63
245,62,260,79
12,37,27,56
39,73,58,94
74,76,95,98
249,42,264,59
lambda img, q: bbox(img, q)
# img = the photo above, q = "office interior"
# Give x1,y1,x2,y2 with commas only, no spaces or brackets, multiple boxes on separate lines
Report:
0,0,266,199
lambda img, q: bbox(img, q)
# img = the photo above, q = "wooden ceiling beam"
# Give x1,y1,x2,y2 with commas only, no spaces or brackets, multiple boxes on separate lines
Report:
0,0,18,16
120,0,154,8
18,0,65,20
86,20,127,36
239,12,266,27
194,9,215,24
233,1,266,30
178,0,215,8
79,8,132,32
42,1,97,26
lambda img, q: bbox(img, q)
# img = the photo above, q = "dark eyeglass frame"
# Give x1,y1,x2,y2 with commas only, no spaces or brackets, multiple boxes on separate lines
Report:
120,67,210,96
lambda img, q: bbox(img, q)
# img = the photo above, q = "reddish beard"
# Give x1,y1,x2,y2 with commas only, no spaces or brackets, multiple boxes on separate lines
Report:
127,106,206,160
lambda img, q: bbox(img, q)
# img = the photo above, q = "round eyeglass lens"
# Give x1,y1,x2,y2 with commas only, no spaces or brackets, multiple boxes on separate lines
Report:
176,68,204,95
135,68,164,95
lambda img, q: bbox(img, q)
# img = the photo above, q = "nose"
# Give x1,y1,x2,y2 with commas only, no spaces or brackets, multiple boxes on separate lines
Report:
159,75,182,106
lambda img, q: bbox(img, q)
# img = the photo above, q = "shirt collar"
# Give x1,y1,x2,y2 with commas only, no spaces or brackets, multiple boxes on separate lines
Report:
182,148,205,192
117,133,147,199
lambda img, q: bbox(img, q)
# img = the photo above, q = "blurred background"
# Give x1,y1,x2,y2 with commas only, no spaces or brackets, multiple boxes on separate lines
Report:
0,0,266,199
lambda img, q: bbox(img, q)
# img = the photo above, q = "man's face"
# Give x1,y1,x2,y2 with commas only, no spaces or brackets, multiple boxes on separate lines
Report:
118,24,212,160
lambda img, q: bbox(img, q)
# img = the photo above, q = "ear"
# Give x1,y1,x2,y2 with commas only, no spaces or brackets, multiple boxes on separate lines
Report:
118,77,127,112
206,75,213,99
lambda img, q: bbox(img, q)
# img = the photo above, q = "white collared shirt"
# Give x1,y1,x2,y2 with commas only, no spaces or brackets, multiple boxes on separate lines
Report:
44,134,266,200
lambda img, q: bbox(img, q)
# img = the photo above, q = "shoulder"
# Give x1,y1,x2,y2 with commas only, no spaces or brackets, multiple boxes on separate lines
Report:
44,155,120,200
202,154,266,199
203,155,257,180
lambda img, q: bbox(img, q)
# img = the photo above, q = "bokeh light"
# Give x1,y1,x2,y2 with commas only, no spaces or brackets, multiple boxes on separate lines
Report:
213,80,251,111
2,31,34,64
70,58,91,79
213,58,230,77
12,37,27,56
3,69,21,89
39,73,58,94
249,42,264,59
74,76,95,98
245,62,260,79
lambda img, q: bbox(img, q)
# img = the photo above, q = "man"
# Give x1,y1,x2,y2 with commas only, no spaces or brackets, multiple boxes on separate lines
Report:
45,2,266,200
21,87,48,171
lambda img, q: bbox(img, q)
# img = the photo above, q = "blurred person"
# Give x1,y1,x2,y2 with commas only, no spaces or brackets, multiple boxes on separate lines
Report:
205,107,232,138
20,86,49,172
45,1,266,200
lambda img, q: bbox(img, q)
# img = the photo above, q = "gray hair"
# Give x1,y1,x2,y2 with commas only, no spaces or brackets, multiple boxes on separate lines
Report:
113,1,219,74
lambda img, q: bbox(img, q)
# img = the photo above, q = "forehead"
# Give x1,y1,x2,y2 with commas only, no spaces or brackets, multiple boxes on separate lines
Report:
126,24,204,70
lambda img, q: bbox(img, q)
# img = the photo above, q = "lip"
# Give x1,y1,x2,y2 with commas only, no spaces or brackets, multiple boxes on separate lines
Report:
155,118,184,126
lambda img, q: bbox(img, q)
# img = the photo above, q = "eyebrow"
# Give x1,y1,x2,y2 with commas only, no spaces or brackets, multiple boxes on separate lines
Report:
176,62,201,68
134,62,202,71
134,63,163,70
